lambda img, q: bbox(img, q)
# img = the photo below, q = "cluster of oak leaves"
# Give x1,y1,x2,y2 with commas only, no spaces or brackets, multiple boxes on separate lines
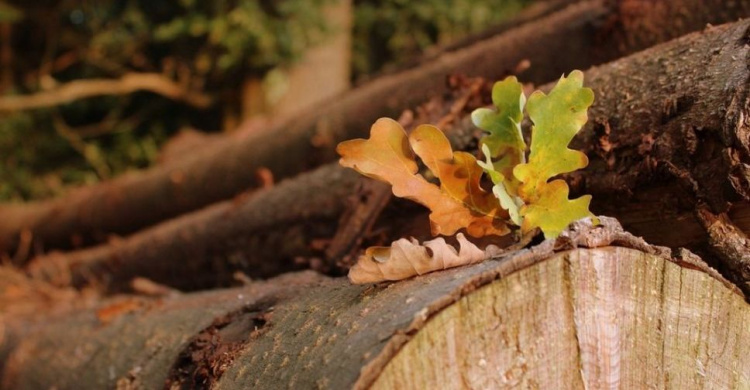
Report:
337,71,595,283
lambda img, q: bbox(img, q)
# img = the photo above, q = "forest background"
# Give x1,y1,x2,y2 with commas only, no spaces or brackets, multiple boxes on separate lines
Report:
0,0,529,201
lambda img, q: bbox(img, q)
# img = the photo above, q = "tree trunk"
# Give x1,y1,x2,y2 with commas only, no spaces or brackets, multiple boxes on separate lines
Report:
2,221,746,389
25,19,750,295
235,0,352,126
1,0,747,255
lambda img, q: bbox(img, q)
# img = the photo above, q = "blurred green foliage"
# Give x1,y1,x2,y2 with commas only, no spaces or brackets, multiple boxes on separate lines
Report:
0,2,20,23
0,0,527,201
0,0,332,201
352,0,529,78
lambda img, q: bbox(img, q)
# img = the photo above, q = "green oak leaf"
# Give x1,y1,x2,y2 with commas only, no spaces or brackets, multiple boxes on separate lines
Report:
471,76,526,181
512,70,594,238
520,180,592,238
514,70,593,196
477,144,523,225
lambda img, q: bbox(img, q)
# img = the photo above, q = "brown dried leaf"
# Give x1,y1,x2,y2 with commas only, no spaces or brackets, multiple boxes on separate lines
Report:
348,233,492,284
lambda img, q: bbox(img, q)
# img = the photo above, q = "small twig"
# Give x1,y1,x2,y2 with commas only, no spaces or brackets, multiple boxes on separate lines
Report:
11,229,32,266
130,277,181,297
326,179,392,267
695,206,750,295
660,160,750,295
435,78,484,129
71,96,165,139
0,72,213,111
51,111,111,179
49,50,81,74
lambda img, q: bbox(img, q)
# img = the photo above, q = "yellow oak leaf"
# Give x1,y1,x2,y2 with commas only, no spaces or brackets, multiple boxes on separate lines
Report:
512,70,595,237
514,70,593,199
471,76,526,181
520,180,592,238
337,118,509,238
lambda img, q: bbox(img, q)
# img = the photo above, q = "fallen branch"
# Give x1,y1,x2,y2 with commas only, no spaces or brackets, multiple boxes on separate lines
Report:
0,72,213,111
25,20,750,294
3,220,747,388
2,0,746,254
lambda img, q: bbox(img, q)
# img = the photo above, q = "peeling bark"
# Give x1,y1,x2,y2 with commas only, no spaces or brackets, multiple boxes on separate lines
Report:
1,0,747,255
1,221,746,389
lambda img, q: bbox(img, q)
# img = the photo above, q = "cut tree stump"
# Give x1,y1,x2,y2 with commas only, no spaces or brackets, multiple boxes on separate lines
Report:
2,221,747,389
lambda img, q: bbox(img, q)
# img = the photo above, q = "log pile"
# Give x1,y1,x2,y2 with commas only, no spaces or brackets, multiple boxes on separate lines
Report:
1,220,747,388
1,1,750,388
0,0,747,255
17,16,750,296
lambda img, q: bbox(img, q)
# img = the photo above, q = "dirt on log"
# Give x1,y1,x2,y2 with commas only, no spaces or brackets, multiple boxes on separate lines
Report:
25,19,750,295
1,220,747,389
1,0,747,255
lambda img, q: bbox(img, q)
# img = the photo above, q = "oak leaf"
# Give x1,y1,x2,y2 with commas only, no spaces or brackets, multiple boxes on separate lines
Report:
478,144,523,225
473,77,528,226
348,233,492,284
471,76,526,181
337,118,509,238
513,70,594,237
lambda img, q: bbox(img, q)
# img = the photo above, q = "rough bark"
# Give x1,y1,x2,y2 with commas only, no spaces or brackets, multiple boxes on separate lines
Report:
27,164,361,292
25,20,750,295
2,0,747,255
2,221,746,389
568,20,750,292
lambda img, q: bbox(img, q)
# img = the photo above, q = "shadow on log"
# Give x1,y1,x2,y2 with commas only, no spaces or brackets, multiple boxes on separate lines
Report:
1,0,747,255
1,221,746,389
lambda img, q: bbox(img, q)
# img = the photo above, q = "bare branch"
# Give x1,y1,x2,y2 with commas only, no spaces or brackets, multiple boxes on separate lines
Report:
0,72,213,111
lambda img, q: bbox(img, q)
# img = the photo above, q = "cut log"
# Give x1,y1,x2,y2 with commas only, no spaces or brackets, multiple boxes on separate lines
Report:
27,164,361,291
26,19,750,295
1,0,747,255
2,221,746,389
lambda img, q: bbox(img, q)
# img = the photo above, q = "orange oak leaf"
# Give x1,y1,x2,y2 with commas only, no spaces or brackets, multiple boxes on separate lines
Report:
337,118,509,238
